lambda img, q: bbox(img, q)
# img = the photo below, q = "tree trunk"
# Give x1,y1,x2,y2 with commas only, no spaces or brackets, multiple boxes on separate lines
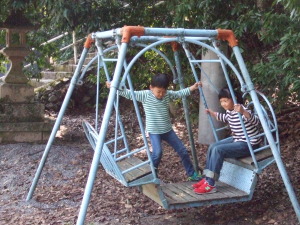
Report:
198,43,227,144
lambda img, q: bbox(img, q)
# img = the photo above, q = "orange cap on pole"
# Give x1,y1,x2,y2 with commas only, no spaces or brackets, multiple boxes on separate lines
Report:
217,29,238,47
84,34,94,49
121,26,145,43
171,41,179,52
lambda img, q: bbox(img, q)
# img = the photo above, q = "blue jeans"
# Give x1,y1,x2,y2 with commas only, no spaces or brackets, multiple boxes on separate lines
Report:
149,129,195,176
204,137,253,180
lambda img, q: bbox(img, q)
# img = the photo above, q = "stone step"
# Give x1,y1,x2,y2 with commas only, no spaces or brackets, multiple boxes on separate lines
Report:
68,57,96,65
41,71,73,79
29,79,55,88
37,51,97,87
67,52,96,64
53,64,77,72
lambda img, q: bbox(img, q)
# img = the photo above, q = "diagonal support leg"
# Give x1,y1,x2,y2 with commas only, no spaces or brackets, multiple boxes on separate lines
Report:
76,43,129,225
26,48,90,201
233,46,300,222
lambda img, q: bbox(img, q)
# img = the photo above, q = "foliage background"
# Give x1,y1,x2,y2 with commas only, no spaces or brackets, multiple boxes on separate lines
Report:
0,0,299,110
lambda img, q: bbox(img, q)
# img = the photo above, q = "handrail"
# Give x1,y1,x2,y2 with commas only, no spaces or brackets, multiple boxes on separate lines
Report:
60,38,85,51
40,32,69,46
24,32,85,69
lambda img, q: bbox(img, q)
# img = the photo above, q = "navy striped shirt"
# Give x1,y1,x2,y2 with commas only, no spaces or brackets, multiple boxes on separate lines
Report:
216,107,261,145
119,88,191,134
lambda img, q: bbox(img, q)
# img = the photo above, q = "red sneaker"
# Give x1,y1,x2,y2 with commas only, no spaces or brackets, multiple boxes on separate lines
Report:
194,181,216,194
192,178,206,189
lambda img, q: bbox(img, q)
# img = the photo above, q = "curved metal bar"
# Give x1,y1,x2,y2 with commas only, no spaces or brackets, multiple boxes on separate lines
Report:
78,45,118,82
255,91,280,151
244,90,280,153
185,38,246,88
120,37,178,85
182,39,259,169
115,39,200,172
116,36,248,152
134,43,177,83
181,38,260,168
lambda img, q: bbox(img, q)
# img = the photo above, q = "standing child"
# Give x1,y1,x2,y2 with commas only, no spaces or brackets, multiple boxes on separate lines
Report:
193,88,261,194
107,73,202,181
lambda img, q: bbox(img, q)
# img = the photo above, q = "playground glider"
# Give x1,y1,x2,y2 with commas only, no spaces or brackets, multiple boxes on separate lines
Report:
26,26,300,225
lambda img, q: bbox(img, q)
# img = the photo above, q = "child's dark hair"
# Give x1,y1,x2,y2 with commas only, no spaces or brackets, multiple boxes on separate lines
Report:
218,88,243,104
150,73,170,89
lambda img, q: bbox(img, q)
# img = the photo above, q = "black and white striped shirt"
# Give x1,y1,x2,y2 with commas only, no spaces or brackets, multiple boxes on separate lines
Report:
216,107,261,145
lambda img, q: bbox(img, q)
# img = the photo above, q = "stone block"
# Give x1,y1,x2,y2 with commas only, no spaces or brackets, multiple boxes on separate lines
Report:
0,102,45,122
0,82,34,103
0,120,54,143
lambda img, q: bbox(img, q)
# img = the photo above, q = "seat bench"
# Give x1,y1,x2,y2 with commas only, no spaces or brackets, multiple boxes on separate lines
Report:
225,149,273,170
117,156,152,182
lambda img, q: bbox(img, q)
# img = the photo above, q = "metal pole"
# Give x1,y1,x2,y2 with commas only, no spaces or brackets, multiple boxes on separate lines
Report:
173,50,199,172
182,43,219,142
233,46,300,222
26,47,89,201
76,43,129,225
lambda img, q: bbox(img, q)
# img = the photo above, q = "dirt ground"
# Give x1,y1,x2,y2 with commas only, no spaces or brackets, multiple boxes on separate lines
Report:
0,107,300,225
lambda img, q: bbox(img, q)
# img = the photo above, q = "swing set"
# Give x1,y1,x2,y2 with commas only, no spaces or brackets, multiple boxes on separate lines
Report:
26,26,300,225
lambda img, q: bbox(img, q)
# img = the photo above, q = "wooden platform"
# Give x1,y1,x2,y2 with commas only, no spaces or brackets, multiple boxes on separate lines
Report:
117,156,152,182
112,153,265,209
162,181,248,205
142,181,249,209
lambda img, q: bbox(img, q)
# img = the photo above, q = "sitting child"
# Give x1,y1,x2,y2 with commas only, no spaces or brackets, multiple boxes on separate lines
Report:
193,88,261,194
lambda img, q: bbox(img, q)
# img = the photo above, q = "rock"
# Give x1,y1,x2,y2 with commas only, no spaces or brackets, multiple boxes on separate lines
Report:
35,76,103,112
48,95,58,102
267,219,276,224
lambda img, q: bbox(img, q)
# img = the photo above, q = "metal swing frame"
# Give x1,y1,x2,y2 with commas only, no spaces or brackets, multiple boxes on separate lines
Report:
26,26,300,225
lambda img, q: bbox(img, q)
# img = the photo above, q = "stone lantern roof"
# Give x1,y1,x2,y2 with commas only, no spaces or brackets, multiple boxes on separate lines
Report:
0,10,36,31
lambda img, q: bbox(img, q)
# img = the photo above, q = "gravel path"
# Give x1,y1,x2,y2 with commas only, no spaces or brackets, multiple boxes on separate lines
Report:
0,111,299,225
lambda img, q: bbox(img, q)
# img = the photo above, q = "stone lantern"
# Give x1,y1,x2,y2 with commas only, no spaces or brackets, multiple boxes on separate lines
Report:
0,10,32,84
0,10,53,143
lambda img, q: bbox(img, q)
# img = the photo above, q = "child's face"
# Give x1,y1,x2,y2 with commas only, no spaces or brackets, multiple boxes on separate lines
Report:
219,97,234,110
150,85,167,99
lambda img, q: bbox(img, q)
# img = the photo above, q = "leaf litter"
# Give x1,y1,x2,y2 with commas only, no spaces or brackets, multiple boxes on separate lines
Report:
0,102,299,225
